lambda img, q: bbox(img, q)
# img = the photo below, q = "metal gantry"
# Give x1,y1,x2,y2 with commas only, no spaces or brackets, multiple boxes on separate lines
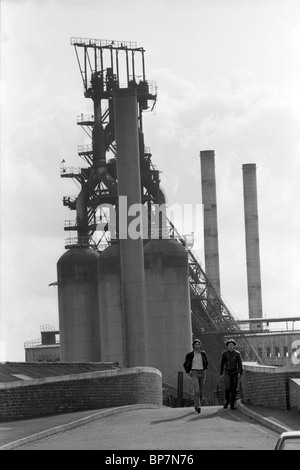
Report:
62,37,157,250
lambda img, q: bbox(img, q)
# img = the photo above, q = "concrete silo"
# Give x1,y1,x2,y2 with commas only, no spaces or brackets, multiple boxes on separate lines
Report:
57,247,101,362
144,238,193,387
97,243,125,365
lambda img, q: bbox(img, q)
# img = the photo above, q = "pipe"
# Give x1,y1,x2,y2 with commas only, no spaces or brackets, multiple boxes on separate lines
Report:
76,83,116,240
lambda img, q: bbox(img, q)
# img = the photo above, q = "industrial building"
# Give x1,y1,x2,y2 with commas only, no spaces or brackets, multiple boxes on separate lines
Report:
24,325,60,363
23,38,300,403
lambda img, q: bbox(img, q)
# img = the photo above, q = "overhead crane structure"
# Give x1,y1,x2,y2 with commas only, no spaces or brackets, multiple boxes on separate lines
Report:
61,37,262,376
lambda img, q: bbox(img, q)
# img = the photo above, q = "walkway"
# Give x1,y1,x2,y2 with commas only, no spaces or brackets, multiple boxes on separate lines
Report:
0,400,299,450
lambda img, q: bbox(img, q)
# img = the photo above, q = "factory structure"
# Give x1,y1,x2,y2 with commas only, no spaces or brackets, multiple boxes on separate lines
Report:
25,38,300,400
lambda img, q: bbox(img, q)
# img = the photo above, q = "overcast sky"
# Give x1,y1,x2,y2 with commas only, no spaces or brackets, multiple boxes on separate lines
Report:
1,0,300,362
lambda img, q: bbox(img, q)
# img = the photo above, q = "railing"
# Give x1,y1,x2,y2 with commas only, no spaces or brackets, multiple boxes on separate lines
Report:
24,337,60,349
71,37,139,50
146,80,158,97
65,237,90,248
40,325,57,332
24,338,42,348
77,114,94,123
65,236,109,252
241,327,300,334
78,144,93,154
60,167,82,176
150,228,172,239
64,216,110,228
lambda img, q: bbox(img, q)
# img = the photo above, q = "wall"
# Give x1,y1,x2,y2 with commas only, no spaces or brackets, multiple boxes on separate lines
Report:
0,367,162,422
241,362,300,409
244,332,300,366
25,345,60,363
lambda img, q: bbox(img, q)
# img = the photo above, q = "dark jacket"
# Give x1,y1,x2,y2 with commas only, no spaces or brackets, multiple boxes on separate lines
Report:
220,349,243,375
183,350,208,374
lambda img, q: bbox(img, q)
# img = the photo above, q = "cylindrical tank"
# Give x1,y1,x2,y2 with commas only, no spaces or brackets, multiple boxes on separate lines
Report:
144,239,193,387
57,247,101,362
97,243,125,365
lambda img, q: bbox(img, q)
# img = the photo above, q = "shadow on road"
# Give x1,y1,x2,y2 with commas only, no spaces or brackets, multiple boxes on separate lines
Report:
150,410,196,425
187,408,241,423
149,406,243,425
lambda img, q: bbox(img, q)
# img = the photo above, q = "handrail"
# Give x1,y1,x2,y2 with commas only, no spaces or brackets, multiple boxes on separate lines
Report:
60,167,82,175
65,237,90,247
78,144,93,154
77,114,94,123
70,37,139,50
24,338,60,349
64,215,110,228
40,325,56,332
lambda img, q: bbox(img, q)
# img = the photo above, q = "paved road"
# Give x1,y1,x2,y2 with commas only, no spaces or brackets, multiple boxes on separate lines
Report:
15,406,279,451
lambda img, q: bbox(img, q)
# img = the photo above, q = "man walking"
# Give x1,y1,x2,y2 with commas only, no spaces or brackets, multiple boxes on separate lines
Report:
183,339,208,413
220,339,243,410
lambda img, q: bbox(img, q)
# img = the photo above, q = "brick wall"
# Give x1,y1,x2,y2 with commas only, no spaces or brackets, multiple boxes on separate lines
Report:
241,363,300,409
0,367,162,422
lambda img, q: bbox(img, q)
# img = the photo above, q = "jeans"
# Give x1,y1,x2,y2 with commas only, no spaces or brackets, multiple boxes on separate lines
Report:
191,370,206,408
224,372,238,406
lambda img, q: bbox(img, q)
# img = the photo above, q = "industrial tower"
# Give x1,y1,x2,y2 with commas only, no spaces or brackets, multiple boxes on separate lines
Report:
58,38,261,396
62,38,160,248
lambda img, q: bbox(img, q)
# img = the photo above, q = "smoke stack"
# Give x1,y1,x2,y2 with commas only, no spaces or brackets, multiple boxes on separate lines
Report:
200,150,221,294
113,88,148,367
242,164,263,325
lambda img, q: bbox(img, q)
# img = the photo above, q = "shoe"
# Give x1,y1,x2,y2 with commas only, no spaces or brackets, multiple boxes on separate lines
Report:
223,402,228,409
197,407,201,414
230,406,237,410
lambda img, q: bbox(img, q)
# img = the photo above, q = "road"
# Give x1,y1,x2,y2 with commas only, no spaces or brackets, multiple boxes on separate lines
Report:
15,405,279,451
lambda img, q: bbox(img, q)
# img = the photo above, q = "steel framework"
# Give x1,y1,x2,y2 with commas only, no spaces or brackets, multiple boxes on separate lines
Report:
61,38,262,380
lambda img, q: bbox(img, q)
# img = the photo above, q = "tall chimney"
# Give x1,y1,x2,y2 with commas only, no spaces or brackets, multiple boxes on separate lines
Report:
113,88,148,367
200,150,221,294
242,164,263,325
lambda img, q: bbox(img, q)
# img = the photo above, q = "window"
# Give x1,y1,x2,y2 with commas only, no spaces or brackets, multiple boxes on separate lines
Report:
283,346,289,357
267,347,271,358
275,346,280,357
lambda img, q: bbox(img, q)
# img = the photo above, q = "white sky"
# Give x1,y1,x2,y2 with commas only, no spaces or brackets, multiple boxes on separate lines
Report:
1,0,300,361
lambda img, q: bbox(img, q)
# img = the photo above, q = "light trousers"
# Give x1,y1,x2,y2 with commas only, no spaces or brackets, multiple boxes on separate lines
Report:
191,370,206,408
